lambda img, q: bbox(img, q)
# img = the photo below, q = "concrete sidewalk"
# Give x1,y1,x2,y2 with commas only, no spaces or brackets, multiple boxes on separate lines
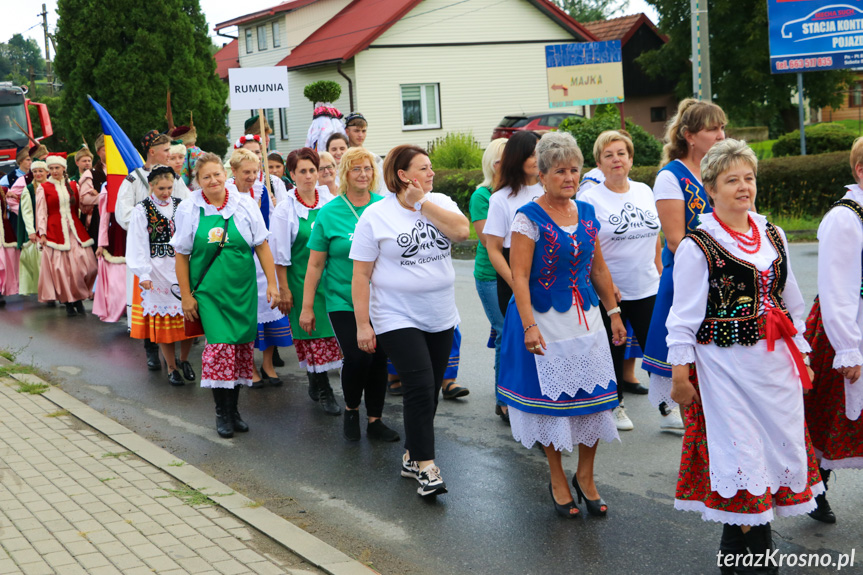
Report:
0,359,374,575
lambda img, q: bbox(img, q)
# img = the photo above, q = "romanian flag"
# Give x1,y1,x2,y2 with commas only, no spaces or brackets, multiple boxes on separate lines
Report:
87,96,144,213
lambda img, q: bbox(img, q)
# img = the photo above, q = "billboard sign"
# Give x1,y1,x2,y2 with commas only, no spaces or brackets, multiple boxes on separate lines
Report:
545,40,624,108
768,1,863,73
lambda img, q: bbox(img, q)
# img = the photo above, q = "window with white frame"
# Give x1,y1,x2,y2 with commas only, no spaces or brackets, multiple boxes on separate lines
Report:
245,29,253,53
257,25,267,50
279,109,289,140
401,84,441,130
272,21,281,48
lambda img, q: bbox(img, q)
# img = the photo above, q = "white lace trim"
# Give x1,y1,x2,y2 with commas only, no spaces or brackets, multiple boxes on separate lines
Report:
511,213,539,241
534,331,615,399
815,449,863,470
299,359,343,373
793,334,811,354
667,344,695,366
509,407,620,452
674,495,818,526
201,377,253,389
648,373,676,409
832,349,863,369
845,377,863,421
708,439,810,497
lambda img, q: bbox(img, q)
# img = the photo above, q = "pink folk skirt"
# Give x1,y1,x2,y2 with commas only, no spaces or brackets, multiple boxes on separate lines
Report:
0,246,20,296
92,258,127,323
38,242,97,303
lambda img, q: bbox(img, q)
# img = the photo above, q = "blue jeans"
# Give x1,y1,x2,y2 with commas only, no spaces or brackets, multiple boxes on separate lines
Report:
475,278,505,406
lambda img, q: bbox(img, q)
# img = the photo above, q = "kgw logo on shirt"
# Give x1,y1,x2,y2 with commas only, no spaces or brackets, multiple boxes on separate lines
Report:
609,202,659,235
397,220,449,258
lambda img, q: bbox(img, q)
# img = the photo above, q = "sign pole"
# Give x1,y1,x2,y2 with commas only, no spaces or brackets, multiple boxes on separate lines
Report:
259,107,270,185
691,0,700,98
617,102,625,130
797,73,806,156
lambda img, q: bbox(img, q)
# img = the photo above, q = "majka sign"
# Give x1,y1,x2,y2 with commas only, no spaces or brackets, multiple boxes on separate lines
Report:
229,66,290,110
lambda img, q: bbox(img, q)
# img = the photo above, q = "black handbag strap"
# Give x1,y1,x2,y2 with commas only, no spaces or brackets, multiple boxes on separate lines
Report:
192,217,230,295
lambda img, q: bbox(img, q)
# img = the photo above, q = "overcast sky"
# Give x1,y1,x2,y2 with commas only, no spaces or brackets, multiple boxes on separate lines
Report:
1,0,660,63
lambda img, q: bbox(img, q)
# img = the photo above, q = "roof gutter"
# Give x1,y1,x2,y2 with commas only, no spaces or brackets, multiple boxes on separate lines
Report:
217,29,238,40
337,61,354,113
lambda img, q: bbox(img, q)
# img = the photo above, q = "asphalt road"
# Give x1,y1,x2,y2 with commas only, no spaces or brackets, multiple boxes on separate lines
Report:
1,242,860,575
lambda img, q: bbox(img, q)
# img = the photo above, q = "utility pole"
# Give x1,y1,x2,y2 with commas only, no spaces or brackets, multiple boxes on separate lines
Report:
690,0,712,100
39,3,52,95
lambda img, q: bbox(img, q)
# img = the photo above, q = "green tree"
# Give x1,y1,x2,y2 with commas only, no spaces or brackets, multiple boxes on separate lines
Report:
54,0,228,157
2,34,46,76
555,0,623,22
638,0,851,133
560,106,663,167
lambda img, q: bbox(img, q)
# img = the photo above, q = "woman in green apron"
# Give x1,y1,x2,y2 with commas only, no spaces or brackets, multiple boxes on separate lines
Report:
172,153,280,438
271,147,343,416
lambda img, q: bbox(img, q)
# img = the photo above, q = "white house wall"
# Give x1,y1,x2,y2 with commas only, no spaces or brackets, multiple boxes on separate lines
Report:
355,0,579,154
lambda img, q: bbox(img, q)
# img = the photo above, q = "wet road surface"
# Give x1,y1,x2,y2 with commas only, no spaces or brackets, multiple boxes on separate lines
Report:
1,243,860,575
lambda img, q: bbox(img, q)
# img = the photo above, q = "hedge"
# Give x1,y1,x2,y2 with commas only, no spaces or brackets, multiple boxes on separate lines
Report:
772,123,857,157
436,152,854,219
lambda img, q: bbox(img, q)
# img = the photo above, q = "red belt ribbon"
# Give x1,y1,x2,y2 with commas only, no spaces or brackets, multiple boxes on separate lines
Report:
765,308,812,390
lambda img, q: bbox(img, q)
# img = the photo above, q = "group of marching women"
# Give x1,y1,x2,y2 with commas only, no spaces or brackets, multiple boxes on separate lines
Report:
467,98,862,572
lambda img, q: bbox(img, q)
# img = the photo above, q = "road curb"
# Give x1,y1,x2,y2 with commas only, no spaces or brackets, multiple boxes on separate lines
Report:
1,360,377,575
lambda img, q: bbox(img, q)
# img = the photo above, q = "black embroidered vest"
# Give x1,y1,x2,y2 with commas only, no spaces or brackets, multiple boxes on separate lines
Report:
831,198,863,297
143,197,179,258
689,223,790,347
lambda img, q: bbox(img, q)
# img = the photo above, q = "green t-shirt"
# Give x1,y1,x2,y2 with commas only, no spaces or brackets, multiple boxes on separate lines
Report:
469,185,496,281
307,192,384,313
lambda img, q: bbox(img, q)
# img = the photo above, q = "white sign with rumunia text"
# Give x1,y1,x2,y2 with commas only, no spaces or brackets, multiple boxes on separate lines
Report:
229,66,290,110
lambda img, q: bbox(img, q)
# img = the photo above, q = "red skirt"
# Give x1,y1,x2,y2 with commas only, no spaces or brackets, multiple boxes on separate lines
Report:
294,336,343,373
675,366,823,526
803,298,863,469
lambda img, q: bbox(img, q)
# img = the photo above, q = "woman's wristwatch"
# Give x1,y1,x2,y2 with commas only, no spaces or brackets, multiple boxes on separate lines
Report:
414,195,430,211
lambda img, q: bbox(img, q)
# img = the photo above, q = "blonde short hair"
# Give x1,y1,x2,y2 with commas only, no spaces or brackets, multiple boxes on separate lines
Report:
661,99,727,166
338,147,379,195
593,130,634,165
481,138,507,188
700,138,758,191
229,148,261,172
318,151,336,169
851,136,863,182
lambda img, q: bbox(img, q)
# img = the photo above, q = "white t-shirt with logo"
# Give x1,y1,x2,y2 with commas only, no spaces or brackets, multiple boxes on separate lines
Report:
350,192,461,335
579,181,661,300
483,183,544,248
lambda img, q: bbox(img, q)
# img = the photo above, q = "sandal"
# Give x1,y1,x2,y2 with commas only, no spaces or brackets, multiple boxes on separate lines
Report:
548,483,579,518
442,382,469,400
387,379,404,396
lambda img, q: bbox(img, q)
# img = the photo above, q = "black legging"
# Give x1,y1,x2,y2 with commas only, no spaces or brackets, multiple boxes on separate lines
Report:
496,247,512,317
377,327,454,462
600,295,657,403
328,311,387,418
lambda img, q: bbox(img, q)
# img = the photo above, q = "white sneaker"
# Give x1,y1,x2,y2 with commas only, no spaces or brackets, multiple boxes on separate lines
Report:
613,406,634,431
416,464,447,497
660,406,685,430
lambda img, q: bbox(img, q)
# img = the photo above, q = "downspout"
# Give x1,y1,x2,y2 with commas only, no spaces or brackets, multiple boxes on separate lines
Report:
337,61,354,112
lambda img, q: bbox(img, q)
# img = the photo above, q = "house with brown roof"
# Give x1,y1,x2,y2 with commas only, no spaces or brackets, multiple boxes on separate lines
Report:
582,13,677,138
214,0,597,154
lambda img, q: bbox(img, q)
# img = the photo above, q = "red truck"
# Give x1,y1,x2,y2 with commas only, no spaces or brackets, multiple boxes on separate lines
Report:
0,83,52,173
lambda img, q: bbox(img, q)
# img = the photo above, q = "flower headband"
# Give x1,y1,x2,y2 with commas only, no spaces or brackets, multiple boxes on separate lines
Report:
233,134,262,149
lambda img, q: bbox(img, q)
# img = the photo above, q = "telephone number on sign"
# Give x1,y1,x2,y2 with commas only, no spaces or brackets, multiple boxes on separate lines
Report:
775,57,833,70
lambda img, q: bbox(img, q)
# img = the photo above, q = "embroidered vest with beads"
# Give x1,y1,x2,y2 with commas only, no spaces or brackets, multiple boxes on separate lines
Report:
142,196,180,258
688,223,790,347
831,198,863,297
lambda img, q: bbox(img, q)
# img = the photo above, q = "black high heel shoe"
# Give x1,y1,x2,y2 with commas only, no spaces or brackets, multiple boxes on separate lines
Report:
572,475,608,516
548,483,579,518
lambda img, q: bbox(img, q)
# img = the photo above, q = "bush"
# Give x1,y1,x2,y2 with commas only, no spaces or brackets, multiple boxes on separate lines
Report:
772,122,857,157
433,168,484,213
303,81,341,104
428,132,483,170
626,151,853,218
559,110,662,167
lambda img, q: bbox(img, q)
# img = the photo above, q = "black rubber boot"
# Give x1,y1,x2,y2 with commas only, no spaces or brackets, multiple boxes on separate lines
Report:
718,524,747,574
808,468,836,524
74,300,85,315
229,386,249,433
742,524,779,574
307,371,320,402
272,347,285,367
213,388,234,438
65,302,77,317
316,372,341,416
144,339,160,371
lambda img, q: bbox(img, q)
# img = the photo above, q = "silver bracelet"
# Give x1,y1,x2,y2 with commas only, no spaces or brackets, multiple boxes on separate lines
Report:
606,306,621,317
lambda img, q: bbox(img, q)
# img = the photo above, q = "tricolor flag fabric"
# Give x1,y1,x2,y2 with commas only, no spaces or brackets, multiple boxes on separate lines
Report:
87,96,144,213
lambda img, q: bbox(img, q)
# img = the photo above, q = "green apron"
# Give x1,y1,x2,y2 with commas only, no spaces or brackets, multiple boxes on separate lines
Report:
287,209,334,340
191,208,257,344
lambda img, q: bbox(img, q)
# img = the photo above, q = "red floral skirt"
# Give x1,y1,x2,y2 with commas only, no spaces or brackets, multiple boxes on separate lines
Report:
294,336,343,373
675,366,823,525
803,298,863,469
201,342,254,388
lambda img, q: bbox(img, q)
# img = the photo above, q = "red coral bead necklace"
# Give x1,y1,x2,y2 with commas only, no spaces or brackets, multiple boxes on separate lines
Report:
713,212,761,254
202,188,229,211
